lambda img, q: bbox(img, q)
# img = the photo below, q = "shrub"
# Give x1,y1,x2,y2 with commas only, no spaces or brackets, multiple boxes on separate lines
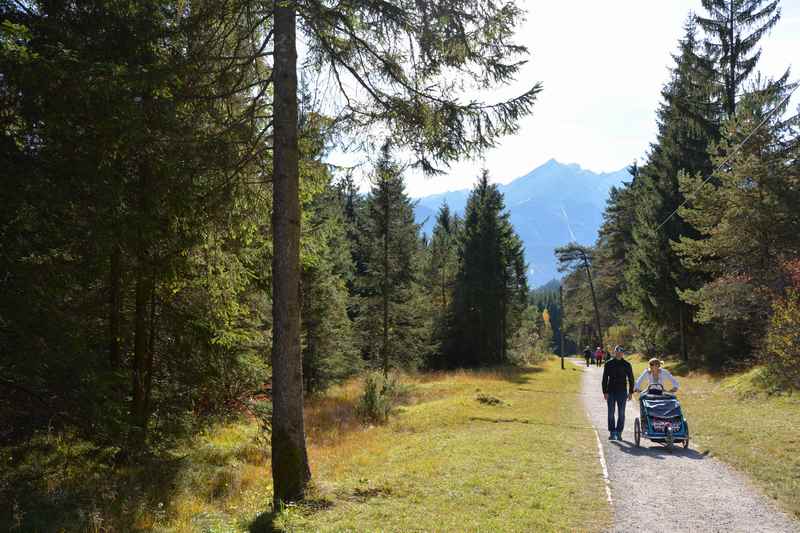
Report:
356,372,403,424
763,288,800,391
606,325,635,352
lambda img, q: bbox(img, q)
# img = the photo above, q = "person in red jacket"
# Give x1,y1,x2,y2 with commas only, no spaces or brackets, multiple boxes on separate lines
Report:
594,346,603,367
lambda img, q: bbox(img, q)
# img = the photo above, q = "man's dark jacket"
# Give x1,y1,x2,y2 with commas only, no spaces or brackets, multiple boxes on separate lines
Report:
602,357,635,394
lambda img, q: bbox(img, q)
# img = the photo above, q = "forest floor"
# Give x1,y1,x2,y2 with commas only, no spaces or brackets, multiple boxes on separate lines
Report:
575,357,800,533
157,359,610,532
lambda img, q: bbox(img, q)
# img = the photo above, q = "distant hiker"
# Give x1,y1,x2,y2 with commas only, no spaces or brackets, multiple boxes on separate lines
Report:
602,346,635,441
583,346,592,367
634,357,679,394
594,346,603,367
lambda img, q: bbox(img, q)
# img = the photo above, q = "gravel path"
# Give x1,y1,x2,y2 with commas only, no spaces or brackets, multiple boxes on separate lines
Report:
572,358,800,533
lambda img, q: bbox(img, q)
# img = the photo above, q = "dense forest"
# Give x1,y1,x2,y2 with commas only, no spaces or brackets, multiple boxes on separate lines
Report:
555,1,800,390
0,0,555,525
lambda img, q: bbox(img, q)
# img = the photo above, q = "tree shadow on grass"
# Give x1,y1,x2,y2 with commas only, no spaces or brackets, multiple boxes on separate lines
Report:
249,497,336,532
249,510,283,533
0,443,185,532
486,365,545,385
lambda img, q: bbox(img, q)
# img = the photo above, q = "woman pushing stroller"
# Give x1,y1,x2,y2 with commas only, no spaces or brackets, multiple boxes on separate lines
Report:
634,358,679,394
632,358,690,449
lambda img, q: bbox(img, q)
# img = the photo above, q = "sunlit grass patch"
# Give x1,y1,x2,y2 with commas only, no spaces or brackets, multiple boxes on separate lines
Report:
18,360,606,532
268,359,608,532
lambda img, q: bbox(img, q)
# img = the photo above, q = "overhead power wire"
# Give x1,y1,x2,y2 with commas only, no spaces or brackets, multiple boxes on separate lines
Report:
655,84,798,232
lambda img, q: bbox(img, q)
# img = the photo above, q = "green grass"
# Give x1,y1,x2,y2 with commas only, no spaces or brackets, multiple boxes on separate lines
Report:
167,360,609,532
3,360,610,532
632,356,800,519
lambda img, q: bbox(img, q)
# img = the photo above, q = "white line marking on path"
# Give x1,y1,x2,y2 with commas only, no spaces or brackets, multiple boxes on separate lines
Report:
568,358,613,506
590,415,613,505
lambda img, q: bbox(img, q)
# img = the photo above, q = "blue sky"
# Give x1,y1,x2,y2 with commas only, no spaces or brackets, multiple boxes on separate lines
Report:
326,0,800,198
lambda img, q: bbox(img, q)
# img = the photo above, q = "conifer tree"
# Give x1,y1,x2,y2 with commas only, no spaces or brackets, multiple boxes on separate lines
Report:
696,0,781,116
301,183,359,394
425,203,462,364
269,0,540,501
0,0,273,448
428,204,461,317
556,244,604,349
675,79,799,355
622,20,719,360
448,171,528,367
358,144,429,375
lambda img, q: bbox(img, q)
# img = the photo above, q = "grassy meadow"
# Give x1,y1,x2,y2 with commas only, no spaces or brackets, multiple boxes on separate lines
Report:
633,357,800,519
161,358,609,532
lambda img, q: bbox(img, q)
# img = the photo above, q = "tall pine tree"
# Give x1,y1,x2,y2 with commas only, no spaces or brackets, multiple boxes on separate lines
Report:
358,144,430,375
696,0,781,116
623,19,719,361
448,171,527,367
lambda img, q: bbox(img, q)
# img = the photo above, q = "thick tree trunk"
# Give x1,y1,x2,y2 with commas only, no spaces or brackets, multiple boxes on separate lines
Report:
726,6,736,117
109,244,122,368
271,1,310,507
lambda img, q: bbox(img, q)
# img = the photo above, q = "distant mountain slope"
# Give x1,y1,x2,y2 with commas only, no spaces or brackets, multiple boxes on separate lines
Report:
414,159,630,286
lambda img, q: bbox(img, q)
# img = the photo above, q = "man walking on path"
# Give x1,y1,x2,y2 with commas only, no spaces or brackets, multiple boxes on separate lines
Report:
583,346,592,367
602,346,635,441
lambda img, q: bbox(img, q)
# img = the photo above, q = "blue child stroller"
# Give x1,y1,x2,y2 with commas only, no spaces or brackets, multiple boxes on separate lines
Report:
634,383,689,450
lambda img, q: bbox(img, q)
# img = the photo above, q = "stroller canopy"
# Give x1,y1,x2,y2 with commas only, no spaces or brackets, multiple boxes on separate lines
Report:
642,397,682,418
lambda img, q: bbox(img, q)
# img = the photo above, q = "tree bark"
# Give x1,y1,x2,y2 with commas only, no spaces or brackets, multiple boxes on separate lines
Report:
559,284,565,368
130,251,150,448
144,277,157,418
381,186,390,377
582,253,604,349
130,148,152,449
271,1,310,507
109,243,122,368
679,304,688,363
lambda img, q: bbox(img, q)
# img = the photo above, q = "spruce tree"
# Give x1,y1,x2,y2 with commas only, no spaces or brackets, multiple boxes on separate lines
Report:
622,19,719,361
301,184,359,394
448,171,528,367
269,0,540,501
358,144,429,375
675,78,799,358
696,0,781,116
0,0,272,449
425,203,462,364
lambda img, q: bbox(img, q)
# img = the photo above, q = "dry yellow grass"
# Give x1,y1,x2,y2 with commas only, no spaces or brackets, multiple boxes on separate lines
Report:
154,360,610,532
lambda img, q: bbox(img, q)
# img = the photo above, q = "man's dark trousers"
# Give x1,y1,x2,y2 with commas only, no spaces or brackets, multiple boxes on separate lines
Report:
607,391,627,434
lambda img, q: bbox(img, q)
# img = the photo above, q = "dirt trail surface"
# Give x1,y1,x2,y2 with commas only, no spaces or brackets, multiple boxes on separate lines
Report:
573,358,800,533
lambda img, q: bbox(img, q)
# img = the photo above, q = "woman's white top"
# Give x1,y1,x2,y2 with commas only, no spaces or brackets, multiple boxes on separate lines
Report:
635,368,679,391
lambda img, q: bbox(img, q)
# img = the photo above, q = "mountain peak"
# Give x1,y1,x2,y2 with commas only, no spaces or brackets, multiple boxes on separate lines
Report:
539,158,581,173
414,159,631,285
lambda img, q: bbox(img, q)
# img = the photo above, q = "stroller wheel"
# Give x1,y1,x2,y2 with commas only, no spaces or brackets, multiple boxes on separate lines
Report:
665,426,674,451
634,418,641,448
683,421,690,449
